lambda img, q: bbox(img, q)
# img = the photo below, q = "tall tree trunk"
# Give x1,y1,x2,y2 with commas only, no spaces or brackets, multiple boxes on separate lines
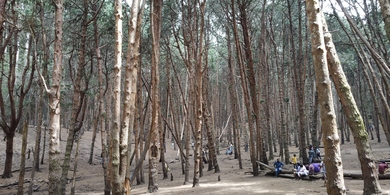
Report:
60,0,91,193
226,27,241,169
32,0,48,173
238,0,267,167
47,0,64,194
192,0,206,187
29,4,46,191
230,0,259,176
148,0,162,192
306,1,346,194
92,3,110,193
120,0,145,191
111,0,123,193
275,34,286,163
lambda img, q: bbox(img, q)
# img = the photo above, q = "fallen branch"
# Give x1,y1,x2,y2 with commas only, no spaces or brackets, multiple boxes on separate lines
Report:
256,161,291,173
0,179,31,188
343,172,390,179
0,167,32,178
377,159,390,163
265,172,323,180
256,161,274,171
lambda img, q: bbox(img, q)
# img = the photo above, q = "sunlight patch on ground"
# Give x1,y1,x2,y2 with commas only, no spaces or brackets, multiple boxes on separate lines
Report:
132,181,292,195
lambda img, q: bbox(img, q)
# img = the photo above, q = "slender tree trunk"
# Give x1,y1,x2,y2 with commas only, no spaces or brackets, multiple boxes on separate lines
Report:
29,5,46,191
160,111,168,179
47,0,64,194
121,0,145,193
192,0,206,187
41,125,46,165
88,100,99,165
148,0,162,192
226,27,241,169
60,1,89,193
111,0,123,193
70,135,81,195
276,36,286,163
32,0,48,173
306,1,346,194
238,0,267,167
17,120,28,195
230,0,259,176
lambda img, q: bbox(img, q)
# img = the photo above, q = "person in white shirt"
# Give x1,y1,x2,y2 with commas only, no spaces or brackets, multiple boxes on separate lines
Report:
294,163,309,180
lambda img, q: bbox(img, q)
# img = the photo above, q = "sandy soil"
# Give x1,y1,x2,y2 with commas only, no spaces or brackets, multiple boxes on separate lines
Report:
0,126,389,195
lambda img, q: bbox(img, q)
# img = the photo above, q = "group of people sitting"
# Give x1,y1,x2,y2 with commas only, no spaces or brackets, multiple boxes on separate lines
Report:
273,158,325,179
274,154,389,184
293,162,326,180
273,154,326,183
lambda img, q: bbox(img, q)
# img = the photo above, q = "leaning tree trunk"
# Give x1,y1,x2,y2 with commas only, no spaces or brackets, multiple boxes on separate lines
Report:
323,15,382,194
306,1,346,194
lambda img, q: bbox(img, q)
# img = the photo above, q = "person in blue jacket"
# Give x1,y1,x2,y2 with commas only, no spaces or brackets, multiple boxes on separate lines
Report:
273,158,284,177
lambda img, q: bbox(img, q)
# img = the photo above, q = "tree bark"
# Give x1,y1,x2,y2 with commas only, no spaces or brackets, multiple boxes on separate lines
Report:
378,0,390,43
17,120,28,195
88,99,99,165
29,3,46,191
47,1,64,194
306,1,346,194
192,0,206,187
70,135,82,195
111,0,123,194
148,0,162,192
230,0,259,176
60,1,90,193
238,0,267,167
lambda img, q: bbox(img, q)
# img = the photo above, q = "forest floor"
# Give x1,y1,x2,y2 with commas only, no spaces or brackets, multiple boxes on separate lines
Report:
0,126,390,195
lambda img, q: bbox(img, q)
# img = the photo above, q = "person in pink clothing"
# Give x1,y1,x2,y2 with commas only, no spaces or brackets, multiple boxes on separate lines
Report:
378,161,388,174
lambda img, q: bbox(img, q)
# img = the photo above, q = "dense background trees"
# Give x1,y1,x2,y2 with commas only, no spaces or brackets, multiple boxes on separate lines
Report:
0,0,389,194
